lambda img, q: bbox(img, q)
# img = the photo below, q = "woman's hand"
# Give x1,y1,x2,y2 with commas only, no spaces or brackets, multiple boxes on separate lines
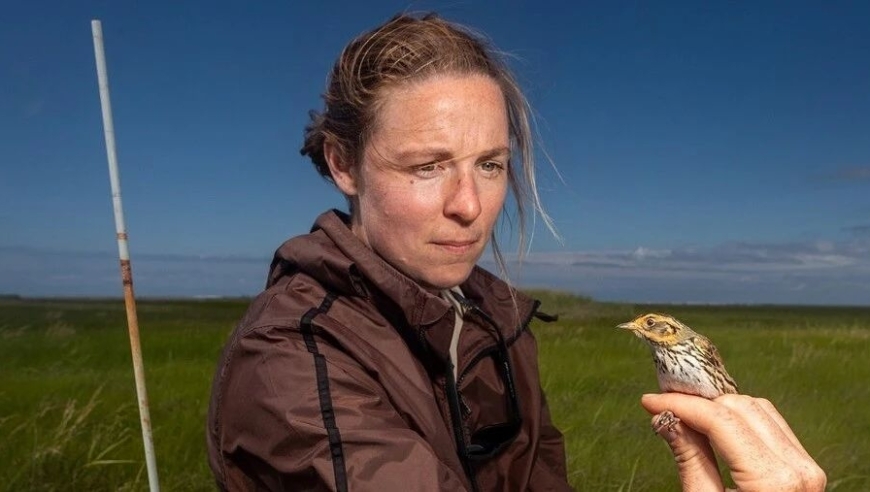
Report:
641,393,826,491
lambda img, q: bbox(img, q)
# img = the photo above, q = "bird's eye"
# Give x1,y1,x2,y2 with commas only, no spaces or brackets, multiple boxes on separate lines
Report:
645,317,656,327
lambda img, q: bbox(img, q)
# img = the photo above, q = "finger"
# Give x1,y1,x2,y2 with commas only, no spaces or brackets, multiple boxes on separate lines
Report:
649,411,724,492
753,398,813,460
716,395,811,462
717,395,824,487
643,394,826,491
641,393,787,477
751,399,826,488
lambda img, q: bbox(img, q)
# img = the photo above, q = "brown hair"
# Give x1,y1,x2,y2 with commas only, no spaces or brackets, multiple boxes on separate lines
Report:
301,12,555,268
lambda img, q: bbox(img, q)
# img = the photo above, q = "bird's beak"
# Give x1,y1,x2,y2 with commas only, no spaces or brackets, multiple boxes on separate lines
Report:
616,321,638,331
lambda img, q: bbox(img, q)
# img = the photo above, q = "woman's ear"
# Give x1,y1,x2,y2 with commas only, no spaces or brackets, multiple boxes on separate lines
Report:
324,142,358,196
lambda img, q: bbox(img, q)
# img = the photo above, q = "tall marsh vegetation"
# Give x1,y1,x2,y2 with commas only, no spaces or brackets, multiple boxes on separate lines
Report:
1,295,868,490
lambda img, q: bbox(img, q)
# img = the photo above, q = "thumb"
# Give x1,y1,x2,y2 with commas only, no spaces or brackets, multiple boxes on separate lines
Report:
642,394,724,492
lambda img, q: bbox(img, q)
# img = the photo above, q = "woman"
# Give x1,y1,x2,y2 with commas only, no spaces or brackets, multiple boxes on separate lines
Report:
207,13,825,491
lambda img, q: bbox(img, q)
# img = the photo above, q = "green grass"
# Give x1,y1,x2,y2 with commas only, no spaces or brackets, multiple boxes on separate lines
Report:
0,298,245,491
1,293,869,490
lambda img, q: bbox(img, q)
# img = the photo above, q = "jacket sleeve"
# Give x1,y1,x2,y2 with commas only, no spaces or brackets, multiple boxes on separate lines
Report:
529,389,573,491
213,328,469,492
519,329,574,492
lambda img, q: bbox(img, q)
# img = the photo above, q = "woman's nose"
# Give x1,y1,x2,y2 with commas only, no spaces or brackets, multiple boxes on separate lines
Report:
444,170,482,223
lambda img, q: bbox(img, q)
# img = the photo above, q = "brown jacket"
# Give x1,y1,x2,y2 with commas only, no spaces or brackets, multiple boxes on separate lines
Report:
207,210,572,491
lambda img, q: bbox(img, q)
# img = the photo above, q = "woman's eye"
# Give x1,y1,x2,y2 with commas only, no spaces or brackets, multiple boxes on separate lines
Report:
413,163,440,177
480,161,504,173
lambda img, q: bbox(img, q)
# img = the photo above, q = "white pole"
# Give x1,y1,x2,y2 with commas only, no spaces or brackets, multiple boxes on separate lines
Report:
91,19,160,492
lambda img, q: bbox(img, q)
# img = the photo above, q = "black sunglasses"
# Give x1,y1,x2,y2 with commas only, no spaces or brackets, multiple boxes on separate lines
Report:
451,295,523,462
465,340,523,461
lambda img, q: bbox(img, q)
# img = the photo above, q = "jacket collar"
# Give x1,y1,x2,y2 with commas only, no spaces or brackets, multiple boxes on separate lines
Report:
267,210,537,360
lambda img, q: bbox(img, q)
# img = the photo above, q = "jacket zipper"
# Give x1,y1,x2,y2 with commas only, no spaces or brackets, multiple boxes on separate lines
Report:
444,297,537,491
444,363,480,492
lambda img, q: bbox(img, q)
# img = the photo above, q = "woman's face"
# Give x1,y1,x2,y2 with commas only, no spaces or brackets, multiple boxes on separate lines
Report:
330,74,510,291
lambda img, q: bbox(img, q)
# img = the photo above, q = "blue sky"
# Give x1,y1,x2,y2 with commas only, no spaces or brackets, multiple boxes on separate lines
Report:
2,1,869,304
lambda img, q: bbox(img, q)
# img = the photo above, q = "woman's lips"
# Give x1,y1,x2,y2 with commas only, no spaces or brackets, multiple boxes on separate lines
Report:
432,239,478,254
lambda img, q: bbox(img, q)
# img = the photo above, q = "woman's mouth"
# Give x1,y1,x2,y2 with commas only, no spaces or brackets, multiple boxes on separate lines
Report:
432,239,478,254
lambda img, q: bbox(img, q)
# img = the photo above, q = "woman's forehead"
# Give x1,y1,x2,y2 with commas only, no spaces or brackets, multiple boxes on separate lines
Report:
367,74,509,150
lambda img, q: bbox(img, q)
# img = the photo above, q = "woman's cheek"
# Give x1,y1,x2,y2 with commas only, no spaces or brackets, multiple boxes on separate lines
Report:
384,180,443,220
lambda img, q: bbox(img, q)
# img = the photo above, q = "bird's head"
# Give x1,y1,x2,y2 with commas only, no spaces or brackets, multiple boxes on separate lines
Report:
616,313,693,345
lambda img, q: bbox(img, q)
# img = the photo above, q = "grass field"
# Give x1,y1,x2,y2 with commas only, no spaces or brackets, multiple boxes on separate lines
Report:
1,292,869,491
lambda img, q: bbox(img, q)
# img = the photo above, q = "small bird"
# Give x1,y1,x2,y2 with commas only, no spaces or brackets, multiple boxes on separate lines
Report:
617,313,738,433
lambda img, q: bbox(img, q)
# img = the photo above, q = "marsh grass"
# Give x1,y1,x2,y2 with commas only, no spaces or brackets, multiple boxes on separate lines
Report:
1,294,869,490
0,298,244,491
1,386,142,491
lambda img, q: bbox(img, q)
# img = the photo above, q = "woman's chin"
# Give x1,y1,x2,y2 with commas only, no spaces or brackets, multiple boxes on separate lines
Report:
415,266,475,292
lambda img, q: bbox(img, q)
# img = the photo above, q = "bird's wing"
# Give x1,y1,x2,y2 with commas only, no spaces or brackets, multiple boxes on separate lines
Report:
693,335,739,394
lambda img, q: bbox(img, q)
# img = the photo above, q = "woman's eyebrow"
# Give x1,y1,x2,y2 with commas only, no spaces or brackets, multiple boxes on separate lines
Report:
394,148,454,162
478,146,511,160
394,146,510,162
